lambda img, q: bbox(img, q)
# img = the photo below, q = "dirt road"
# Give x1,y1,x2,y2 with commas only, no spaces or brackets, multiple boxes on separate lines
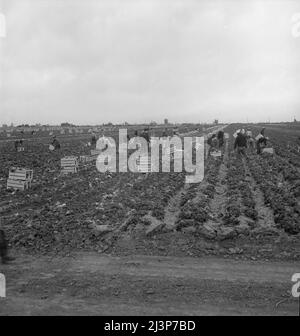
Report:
0,253,299,315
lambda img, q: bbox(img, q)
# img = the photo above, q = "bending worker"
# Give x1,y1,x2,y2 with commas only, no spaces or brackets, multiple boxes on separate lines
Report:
234,131,247,156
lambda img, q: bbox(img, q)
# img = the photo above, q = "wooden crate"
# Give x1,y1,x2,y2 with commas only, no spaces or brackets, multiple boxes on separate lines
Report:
165,147,183,156
61,156,78,166
61,156,79,174
165,147,175,156
211,150,222,157
137,156,151,173
262,147,274,154
61,167,78,174
8,167,33,181
7,179,29,191
79,155,97,163
79,155,88,163
7,167,33,191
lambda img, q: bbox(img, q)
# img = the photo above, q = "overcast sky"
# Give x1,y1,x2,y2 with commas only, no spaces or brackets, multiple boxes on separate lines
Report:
0,0,299,125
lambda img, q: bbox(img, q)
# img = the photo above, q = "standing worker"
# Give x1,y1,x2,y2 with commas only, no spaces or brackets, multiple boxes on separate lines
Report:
234,131,247,156
211,134,218,148
14,140,19,151
217,130,225,148
246,129,255,151
141,128,150,144
206,133,213,158
91,132,97,147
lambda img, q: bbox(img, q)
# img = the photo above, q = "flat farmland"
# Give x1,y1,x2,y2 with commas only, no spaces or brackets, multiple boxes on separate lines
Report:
0,124,299,315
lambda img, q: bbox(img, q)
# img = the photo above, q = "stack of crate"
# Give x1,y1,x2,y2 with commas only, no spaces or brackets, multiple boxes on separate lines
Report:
165,146,183,158
7,167,33,191
165,146,175,157
137,156,151,173
61,156,79,174
79,155,97,170
79,155,97,163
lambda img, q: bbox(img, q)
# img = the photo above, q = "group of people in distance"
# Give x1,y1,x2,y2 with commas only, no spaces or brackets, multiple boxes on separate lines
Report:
206,127,269,157
15,127,269,157
91,127,180,151
234,128,268,156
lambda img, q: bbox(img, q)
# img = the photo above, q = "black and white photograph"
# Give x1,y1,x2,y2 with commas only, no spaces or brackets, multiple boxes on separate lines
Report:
0,0,299,318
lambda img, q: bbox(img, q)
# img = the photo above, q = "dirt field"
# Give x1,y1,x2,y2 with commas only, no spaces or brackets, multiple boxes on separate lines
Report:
0,123,299,315
0,253,299,316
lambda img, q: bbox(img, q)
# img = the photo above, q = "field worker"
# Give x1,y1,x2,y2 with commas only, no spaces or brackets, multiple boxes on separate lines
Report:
217,130,224,148
0,218,14,264
207,133,213,145
245,130,254,150
207,133,217,156
256,128,268,154
233,129,241,138
14,140,19,151
51,136,61,150
211,134,218,148
206,133,213,157
234,131,247,156
91,132,97,147
141,128,150,145
248,135,255,151
257,128,267,145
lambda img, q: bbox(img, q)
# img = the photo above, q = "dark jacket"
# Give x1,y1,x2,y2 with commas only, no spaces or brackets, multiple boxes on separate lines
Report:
257,136,267,146
234,133,247,149
52,138,60,149
217,130,224,139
